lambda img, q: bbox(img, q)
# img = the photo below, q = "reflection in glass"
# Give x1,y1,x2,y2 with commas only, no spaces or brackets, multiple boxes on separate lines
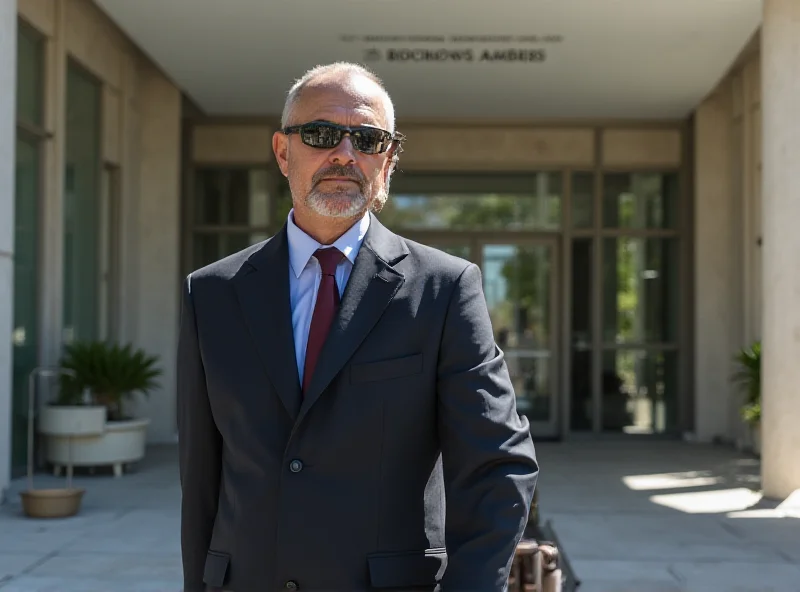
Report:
12,137,40,473
603,173,678,229
507,352,551,422
98,167,120,341
602,238,679,344
602,349,677,433
482,244,552,423
382,173,562,231
63,64,101,344
195,169,269,226
571,172,594,229
193,232,270,269
17,23,44,126
570,238,593,431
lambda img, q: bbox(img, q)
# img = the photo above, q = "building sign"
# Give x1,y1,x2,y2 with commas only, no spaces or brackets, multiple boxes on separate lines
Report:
340,34,563,64
375,48,546,62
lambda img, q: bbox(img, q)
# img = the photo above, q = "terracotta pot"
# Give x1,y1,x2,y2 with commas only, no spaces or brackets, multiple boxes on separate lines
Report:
19,488,85,518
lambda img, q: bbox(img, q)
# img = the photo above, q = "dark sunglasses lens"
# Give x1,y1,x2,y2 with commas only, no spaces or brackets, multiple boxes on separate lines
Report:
351,128,388,154
298,123,391,154
301,123,343,148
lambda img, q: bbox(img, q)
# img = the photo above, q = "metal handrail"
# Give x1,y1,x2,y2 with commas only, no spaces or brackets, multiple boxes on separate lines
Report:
26,366,76,491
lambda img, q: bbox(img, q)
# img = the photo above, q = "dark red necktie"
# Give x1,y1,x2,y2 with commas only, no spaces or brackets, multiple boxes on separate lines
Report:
303,248,344,393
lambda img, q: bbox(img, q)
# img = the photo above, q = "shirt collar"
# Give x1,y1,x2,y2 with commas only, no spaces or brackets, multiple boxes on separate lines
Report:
286,208,371,278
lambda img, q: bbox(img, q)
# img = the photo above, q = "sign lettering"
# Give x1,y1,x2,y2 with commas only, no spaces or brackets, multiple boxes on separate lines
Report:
368,48,547,63
343,33,560,65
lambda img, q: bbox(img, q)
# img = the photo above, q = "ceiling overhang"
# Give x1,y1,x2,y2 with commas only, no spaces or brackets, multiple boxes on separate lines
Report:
95,0,762,120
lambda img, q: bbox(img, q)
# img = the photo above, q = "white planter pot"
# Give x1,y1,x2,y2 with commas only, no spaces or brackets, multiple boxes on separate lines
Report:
40,409,150,477
39,405,106,436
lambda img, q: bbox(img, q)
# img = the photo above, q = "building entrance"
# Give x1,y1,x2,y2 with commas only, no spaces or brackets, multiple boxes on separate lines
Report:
383,169,685,439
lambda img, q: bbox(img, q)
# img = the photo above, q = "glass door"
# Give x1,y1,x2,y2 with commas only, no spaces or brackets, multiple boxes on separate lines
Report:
13,137,40,474
13,24,45,475
479,240,559,438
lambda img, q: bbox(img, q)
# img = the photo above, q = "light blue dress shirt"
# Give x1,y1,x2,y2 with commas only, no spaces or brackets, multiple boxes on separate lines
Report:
286,208,371,384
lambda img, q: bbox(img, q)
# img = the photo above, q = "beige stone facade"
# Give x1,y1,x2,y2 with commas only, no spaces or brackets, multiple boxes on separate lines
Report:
693,36,763,449
2,0,182,499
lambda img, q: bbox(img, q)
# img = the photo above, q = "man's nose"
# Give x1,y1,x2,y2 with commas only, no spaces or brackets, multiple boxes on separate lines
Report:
329,134,357,164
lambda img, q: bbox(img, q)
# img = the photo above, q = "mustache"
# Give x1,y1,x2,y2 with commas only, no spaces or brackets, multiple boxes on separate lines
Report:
312,165,365,187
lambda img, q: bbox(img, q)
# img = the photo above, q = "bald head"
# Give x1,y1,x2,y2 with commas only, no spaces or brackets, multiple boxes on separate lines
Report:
281,62,395,133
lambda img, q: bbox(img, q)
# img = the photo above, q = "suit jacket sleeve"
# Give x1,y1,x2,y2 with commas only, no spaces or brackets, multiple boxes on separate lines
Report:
437,263,539,591
176,275,222,592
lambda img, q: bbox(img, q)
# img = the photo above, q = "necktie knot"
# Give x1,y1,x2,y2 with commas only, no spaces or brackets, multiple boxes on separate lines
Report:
315,248,343,276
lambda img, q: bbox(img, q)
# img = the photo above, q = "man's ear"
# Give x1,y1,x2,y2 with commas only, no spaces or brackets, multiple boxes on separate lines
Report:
273,131,289,176
383,146,399,182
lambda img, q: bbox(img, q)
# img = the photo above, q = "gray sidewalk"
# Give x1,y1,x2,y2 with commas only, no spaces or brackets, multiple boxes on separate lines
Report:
537,440,800,592
1,441,799,591
1,446,182,591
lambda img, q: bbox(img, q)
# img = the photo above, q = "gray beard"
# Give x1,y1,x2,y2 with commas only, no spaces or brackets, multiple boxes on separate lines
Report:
305,187,369,219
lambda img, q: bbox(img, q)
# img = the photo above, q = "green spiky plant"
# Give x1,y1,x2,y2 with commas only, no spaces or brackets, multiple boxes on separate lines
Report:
732,340,761,425
56,341,162,421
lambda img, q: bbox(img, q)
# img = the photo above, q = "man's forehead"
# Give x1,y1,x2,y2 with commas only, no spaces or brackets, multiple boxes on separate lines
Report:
304,71,382,98
292,76,389,126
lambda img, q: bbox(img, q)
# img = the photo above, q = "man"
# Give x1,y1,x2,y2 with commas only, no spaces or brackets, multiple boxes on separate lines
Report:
177,62,538,592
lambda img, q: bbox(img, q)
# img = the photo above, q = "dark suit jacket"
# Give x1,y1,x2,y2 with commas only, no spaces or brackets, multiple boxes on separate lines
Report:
177,213,539,592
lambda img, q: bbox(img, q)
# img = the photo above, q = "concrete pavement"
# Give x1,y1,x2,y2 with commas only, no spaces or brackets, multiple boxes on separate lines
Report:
0,440,799,591
0,446,182,591
537,439,800,592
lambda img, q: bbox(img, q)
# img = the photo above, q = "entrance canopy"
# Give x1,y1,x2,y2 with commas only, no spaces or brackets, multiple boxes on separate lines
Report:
95,0,761,119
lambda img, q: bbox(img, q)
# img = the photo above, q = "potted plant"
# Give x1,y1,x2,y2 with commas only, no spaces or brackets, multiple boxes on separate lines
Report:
732,340,761,456
38,341,162,477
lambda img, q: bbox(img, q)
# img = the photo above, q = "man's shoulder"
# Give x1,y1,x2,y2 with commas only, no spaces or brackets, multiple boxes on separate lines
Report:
397,234,475,279
187,234,277,284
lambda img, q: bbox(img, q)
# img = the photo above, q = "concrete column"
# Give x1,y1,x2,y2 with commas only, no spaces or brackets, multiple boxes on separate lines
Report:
133,64,181,443
0,0,17,502
693,84,741,443
761,0,800,500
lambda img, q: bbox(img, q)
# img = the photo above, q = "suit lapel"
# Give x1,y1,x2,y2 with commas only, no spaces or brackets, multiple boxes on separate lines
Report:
296,214,408,425
233,227,303,421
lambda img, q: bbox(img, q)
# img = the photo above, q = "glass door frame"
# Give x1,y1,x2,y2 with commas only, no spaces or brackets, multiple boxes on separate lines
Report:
402,231,562,439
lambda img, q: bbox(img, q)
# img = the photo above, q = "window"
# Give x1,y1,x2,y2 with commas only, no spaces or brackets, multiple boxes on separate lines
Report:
602,237,679,344
63,62,102,343
190,168,271,269
99,165,121,340
603,173,678,230
571,172,594,229
16,21,44,129
12,21,45,474
600,172,681,434
383,173,562,231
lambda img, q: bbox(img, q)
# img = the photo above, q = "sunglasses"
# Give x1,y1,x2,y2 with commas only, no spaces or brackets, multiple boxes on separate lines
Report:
282,121,405,155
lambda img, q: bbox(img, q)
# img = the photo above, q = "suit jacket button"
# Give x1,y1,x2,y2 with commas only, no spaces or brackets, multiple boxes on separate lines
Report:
289,459,303,473
285,580,299,590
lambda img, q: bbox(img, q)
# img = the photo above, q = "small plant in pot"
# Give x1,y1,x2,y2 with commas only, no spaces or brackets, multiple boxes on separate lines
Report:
57,341,161,421
732,340,761,455
39,341,162,477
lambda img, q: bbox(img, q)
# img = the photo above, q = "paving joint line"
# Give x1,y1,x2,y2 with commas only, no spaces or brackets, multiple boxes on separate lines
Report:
667,564,687,585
